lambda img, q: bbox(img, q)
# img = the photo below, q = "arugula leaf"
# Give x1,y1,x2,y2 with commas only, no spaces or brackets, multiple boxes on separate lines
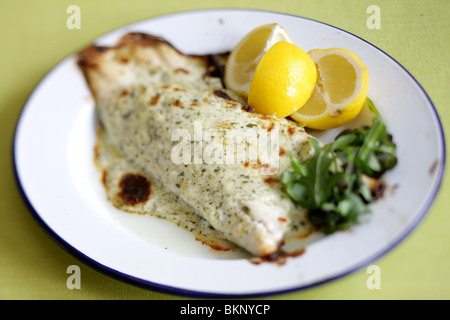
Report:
282,99,397,234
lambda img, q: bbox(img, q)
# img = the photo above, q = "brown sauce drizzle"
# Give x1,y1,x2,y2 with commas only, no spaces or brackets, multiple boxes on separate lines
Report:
429,159,439,175
241,104,255,113
248,248,306,266
201,53,228,86
118,173,151,206
213,90,233,101
373,182,386,199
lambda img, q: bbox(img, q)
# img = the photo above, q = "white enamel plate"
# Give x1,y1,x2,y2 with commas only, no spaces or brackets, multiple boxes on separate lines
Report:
14,9,445,297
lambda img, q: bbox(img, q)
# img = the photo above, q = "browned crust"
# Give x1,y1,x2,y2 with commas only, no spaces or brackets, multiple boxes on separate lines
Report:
76,32,230,98
76,46,109,98
76,31,230,71
76,32,183,72
117,32,180,51
76,45,108,71
76,33,180,99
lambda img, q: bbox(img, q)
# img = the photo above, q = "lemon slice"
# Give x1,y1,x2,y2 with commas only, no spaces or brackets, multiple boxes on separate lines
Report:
290,48,369,130
247,41,317,118
224,23,292,97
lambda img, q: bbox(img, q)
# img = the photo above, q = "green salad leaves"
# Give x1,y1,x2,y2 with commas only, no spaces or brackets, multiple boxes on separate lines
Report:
281,99,397,234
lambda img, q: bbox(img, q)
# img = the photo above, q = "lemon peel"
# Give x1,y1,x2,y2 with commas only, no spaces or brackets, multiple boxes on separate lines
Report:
290,48,369,130
224,23,292,98
247,41,317,118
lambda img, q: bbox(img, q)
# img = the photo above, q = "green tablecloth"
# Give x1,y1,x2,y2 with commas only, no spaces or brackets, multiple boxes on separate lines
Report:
1,0,448,299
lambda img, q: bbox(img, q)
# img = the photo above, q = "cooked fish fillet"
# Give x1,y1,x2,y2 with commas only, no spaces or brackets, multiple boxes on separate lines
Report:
77,33,314,257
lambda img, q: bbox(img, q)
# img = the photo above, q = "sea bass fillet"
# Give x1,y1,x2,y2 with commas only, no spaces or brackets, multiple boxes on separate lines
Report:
77,33,314,257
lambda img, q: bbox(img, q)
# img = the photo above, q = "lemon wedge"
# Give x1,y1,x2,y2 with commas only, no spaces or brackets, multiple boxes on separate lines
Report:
290,48,369,130
224,23,292,97
247,41,317,118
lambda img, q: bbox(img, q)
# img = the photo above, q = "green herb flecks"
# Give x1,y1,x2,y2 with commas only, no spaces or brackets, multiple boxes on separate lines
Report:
281,99,397,234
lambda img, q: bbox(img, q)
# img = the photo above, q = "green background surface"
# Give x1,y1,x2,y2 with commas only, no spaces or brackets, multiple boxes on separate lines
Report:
1,0,449,300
